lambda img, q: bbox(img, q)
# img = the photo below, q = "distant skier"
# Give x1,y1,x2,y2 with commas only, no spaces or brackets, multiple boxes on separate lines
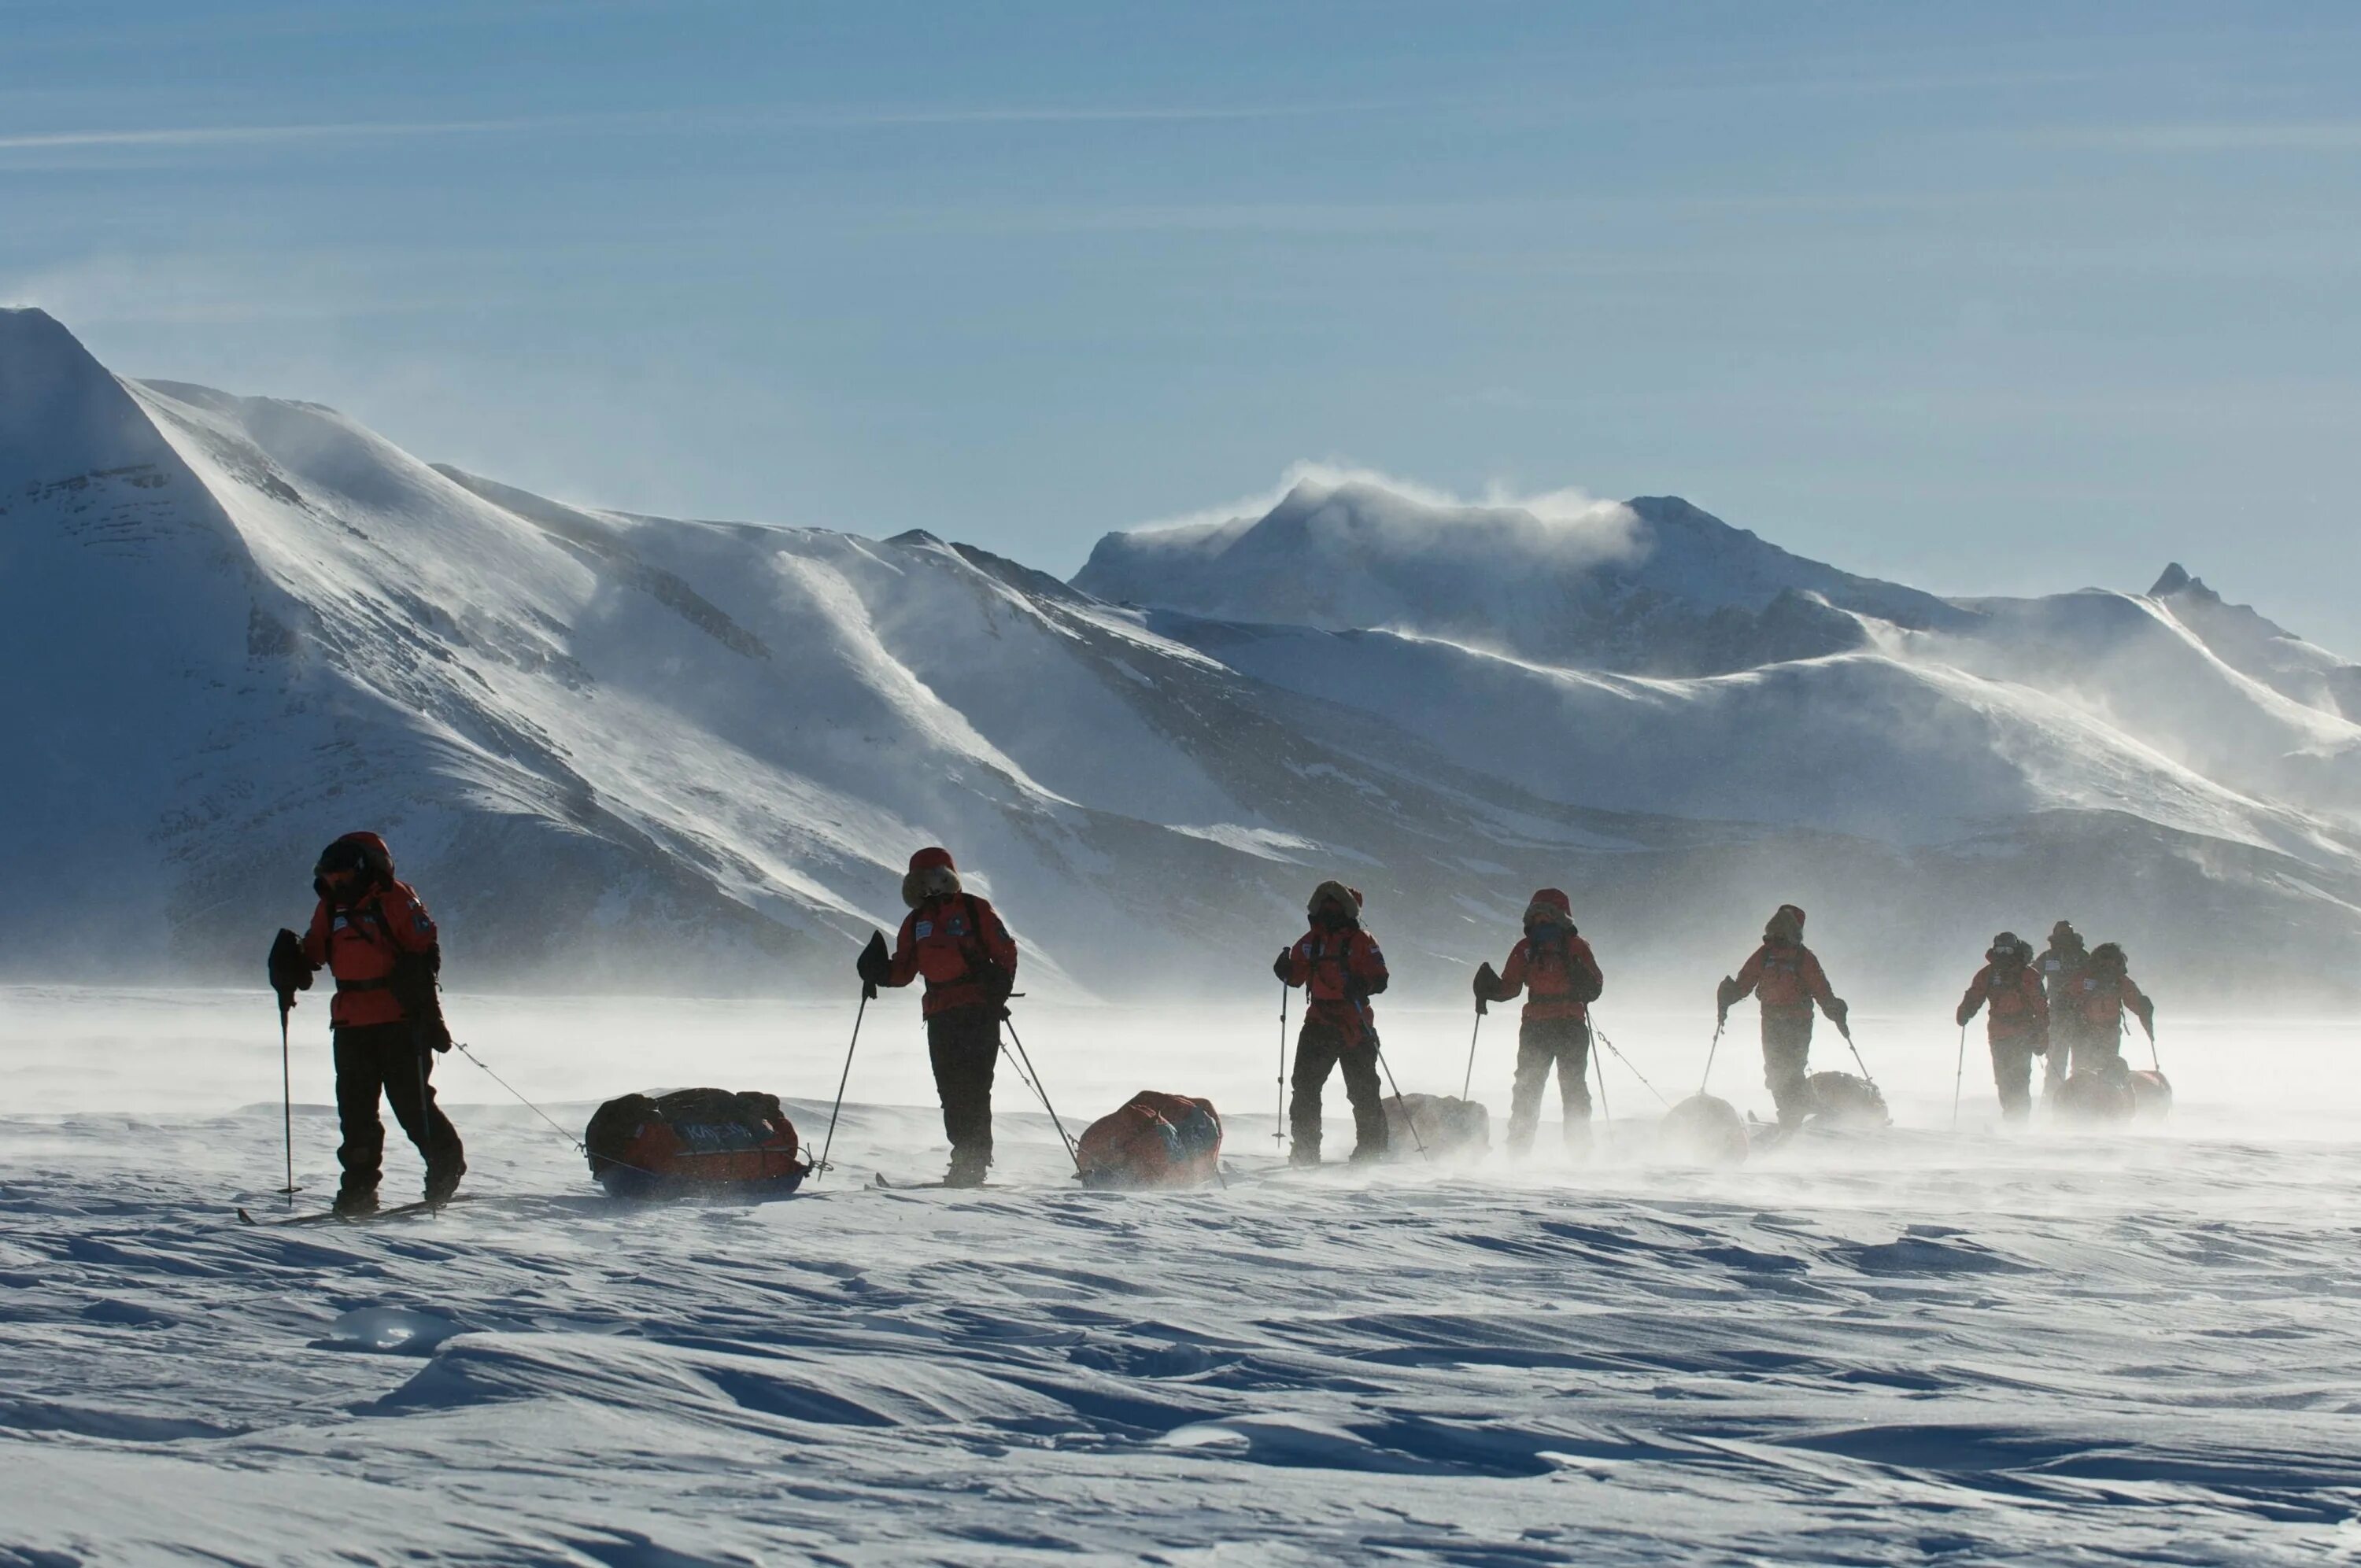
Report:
1276,882,1391,1167
1956,932,2049,1123
2036,920,2091,1098
859,847,1017,1187
1716,904,1850,1127
277,832,464,1216
2061,942,2154,1079
1472,888,1604,1158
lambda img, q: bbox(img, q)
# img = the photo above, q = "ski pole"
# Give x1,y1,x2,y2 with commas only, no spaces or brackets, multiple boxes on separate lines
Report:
1375,1046,1430,1162
1590,1031,1611,1135
1838,1021,1878,1088
1701,1017,1725,1094
1591,1023,1670,1108
815,991,868,1181
276,1001,300,1201
1951,1023,1968,1131
1275,981,1289,1150
1460,1009,1483,1102
2146,1020,2163,1075
1002,1016,1079,1169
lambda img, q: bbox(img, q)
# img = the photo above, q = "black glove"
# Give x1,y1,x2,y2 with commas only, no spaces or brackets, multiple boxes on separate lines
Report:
268,928,312,1007
1715,975,1741,1024
1954,1002,1974,1028
1273,947,1294,984
2030,1031,2049,1057
1826,997,1850,1037
1472,961,1498,1014
855,930,890,999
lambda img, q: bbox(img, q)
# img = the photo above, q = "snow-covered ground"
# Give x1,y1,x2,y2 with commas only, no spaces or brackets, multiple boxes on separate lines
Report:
6,987,2359,1564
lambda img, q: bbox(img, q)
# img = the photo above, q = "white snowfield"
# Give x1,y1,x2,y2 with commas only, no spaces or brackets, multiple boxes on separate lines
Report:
5,306,2360,1005
3,991,2359,1565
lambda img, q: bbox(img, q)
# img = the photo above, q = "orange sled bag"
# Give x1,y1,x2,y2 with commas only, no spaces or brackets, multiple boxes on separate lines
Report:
1076,1090,1222,1190
585,1087,808,1197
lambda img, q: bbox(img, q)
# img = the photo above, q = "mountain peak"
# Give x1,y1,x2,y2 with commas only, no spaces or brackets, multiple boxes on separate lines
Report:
2151,563,2197,597
0,307,180,489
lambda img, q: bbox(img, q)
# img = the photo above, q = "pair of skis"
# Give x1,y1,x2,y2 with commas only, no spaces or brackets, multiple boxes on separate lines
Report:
236,1194,471,1227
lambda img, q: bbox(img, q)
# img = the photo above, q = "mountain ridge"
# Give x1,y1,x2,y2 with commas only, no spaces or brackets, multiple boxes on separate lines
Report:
6,308,2358,1005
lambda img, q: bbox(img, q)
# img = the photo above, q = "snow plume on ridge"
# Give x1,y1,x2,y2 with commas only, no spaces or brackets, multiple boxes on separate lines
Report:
1115,459,1646,579
1077,463,1650,666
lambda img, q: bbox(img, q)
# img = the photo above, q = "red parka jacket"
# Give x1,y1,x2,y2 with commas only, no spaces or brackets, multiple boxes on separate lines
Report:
1494,930,1602,1023
2065,969,2155,1039
1731,941,1838,1019
1959,962,2049,1044
886,893,1018,1020
1282,924,1388,1046
300,880,438,1028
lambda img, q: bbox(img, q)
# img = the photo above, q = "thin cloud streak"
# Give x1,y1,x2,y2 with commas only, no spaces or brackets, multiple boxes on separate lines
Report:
0,97,1410,157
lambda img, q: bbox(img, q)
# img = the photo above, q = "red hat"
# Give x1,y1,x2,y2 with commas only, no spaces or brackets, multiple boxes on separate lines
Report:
908,847,955,875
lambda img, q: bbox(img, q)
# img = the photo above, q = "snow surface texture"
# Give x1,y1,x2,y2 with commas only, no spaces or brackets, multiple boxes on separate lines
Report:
4,990,2359,1565
6,304,2361,1005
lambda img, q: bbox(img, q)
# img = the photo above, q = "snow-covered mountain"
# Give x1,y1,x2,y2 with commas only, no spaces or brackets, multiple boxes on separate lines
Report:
6,308,2359,1005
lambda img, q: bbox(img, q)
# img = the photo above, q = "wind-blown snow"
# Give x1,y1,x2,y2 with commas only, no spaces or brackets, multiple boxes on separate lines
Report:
3,989,2358,1564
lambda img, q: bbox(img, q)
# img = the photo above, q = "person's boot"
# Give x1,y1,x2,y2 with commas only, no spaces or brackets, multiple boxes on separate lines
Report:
423,1157,466,1206
332,1183,379,1219
1347,1138,1387,1164
944,1148,988,1188
1288,1138,1321,1168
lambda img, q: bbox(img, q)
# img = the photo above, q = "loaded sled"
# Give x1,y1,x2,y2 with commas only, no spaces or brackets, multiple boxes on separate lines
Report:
585,1088,809,1197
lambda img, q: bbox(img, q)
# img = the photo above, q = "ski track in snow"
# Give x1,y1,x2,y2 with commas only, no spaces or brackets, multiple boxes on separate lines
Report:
6,1009,2361,1564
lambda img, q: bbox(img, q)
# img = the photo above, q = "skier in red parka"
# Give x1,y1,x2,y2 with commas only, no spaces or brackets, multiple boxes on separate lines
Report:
2060,941,2154,1080
1717,904,1849,1127
1473,888,1605,1158
860,847,1018,1186
278,832,464,1216
1956,932,2049,1123
1275,880,1391,1166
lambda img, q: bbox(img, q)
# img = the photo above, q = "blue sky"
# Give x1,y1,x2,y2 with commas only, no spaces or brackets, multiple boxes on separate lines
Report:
7,2,2359,649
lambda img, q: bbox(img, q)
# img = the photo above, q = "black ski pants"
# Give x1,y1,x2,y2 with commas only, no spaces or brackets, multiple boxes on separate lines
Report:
1761,1010,1815,1127
928,1006,999,1175
334,1022,463,1194
1508,1015,1592,1157
1289,1016,1388,1162
1990,1033,2041,1123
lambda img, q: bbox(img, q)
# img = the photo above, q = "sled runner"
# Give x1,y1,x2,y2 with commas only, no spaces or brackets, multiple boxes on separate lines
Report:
585,1088,808,1197
1075,1091,1223,1189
